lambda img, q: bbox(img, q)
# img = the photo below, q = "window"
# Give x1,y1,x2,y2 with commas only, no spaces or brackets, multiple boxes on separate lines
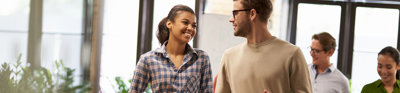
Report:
151,0,196,50
295,3,341,66
289,1,400,93
41,0,84,85
0,0,29,64
351,7,399,93
100,0,139,92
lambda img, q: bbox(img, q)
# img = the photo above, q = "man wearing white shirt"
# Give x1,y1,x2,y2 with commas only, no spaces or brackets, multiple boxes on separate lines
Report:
308,32,350,93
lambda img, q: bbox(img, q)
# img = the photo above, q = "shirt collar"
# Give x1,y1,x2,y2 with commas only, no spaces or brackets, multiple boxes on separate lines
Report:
328,64,336,72
312,63,335,73
375,80,400,89
154,41,197,57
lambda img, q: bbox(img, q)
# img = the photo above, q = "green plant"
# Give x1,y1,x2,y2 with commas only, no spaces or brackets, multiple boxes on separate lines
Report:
114,76,151,93
55,60,91,93
0,54,91,93
349,79,352,93
115,77,129,93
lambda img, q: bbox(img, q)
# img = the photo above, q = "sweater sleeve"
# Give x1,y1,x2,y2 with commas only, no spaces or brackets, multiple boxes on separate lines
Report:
215,52,231,93
289,48,313,93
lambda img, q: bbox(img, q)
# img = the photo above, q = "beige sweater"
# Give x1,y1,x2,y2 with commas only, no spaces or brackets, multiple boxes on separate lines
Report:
215,37,312,93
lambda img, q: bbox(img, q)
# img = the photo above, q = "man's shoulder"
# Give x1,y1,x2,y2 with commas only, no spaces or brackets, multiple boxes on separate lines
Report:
223,42,246,55
272,38,302,57
271,38,299,49
329,69,350,86
332,69,348,79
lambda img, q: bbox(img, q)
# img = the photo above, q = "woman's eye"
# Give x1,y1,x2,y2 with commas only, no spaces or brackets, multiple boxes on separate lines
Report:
183,21,188,25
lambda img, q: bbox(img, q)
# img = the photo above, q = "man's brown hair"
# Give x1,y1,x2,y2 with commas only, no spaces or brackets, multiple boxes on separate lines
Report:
312,32,336,52
240,0,273,23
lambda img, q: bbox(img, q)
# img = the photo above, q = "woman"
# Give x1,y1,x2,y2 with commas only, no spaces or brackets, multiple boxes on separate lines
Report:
361,46,400,93
129,5,212,92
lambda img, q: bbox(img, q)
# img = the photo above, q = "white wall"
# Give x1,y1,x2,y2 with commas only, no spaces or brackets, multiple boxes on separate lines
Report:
198,14,246,78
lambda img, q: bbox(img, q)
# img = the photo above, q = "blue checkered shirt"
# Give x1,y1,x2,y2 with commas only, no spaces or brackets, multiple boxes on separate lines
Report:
129,42,213,93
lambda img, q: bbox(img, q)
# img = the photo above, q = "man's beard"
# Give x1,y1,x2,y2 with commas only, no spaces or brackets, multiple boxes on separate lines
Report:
234,18,251,37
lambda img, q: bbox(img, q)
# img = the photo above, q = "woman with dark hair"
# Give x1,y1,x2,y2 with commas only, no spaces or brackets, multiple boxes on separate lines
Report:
361,46,400,93
129,4,212,93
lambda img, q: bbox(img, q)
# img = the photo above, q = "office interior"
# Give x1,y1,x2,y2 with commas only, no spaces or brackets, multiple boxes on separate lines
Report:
1,0,400,93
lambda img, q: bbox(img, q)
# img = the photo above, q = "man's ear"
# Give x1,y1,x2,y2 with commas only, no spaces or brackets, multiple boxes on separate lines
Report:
328,49,334,56
249,9,257,21
397,63,400,70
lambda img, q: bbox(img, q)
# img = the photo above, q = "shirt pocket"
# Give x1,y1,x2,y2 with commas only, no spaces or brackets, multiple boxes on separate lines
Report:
184,74,201,92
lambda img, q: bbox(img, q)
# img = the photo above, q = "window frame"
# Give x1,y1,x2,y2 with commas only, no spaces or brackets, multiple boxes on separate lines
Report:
288,0,400,79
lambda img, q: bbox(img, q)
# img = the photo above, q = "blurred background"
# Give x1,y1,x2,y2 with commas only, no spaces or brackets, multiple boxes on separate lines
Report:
1,0,400,93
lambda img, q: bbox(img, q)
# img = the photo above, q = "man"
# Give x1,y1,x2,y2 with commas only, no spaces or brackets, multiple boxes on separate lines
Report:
214,0,312,93
309,32,350,93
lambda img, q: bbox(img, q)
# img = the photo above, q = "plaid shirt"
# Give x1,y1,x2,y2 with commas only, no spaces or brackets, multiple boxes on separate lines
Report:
129,42,213,93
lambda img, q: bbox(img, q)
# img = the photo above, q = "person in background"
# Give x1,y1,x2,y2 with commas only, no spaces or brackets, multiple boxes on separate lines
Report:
308,32,350,93
361,46,400,93
129,4,212,93
214,0,312,92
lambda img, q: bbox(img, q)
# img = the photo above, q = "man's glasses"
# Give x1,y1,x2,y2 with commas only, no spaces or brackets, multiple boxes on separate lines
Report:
232,9,251,19
308,46,324,54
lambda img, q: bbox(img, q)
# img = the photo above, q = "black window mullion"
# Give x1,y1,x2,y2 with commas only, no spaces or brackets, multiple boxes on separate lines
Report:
397,9,400,51
194,0,206,48
397,9,400,80
337,2,356,79
137,0,154,63
81,0,94,82
288,0,299,44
